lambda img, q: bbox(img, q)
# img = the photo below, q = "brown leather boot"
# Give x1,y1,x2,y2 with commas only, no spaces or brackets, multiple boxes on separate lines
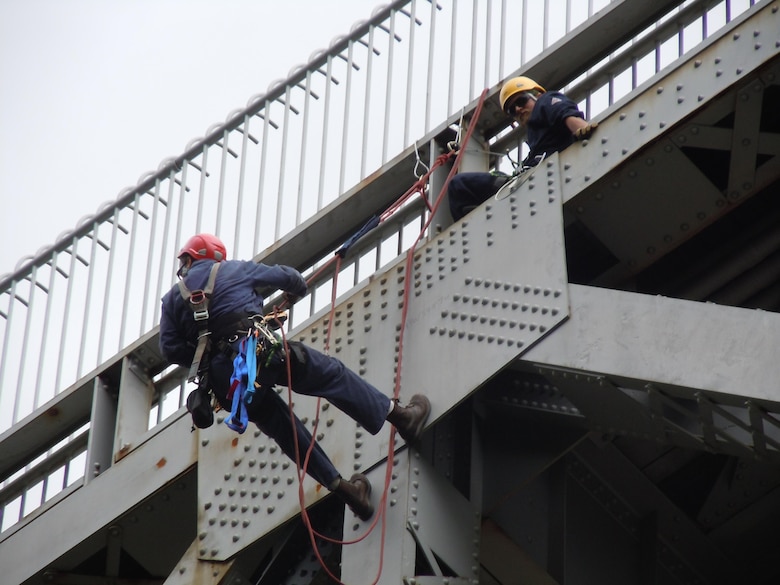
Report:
386,394,431,444
334,473,374,521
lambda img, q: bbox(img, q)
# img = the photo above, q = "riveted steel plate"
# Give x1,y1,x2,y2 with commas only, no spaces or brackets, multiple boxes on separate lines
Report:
197,155,570,560
196,403,354,561
560,1,780,202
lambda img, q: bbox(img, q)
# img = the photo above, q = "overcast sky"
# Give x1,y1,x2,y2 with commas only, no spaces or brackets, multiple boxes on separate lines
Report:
0,0,381,277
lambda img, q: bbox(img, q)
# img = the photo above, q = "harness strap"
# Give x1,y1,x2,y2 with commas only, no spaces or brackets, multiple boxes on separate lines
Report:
178,262,221,382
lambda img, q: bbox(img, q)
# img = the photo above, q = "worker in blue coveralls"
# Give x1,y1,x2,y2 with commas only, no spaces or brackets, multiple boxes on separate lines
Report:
448,76,598,220
160,233,431,521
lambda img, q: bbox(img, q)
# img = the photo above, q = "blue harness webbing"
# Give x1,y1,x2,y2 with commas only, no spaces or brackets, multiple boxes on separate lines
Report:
225,333,257,434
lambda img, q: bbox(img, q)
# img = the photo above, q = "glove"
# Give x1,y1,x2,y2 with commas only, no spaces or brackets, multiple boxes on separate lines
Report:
284,292,301,305
573,121,598,141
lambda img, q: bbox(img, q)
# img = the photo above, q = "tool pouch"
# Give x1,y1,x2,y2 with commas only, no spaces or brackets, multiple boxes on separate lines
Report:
186,379,214,430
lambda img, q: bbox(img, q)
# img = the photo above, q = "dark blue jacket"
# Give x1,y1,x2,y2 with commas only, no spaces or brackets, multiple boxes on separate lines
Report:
159,259,307,367
525,91,584,164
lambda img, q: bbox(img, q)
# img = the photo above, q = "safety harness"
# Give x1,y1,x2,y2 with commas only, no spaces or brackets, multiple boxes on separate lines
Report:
178,262,221,382
225,313,286,434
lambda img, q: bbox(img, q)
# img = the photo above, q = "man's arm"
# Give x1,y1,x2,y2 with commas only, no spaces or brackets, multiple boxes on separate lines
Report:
566,116,598,140
247,262,308,299
159,296,196,367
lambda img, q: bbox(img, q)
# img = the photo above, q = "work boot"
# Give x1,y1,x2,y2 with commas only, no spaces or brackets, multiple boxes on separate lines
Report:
387,394,431,445
334,473,374,521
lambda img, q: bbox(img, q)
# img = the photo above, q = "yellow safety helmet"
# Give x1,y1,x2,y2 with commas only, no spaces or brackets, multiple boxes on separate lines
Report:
499,76,546,113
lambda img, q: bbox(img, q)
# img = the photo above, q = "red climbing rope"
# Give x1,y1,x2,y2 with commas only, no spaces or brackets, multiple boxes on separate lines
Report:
270,87,489,584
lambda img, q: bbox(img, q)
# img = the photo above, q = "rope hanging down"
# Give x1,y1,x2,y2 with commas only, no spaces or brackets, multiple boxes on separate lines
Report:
258,88,489,585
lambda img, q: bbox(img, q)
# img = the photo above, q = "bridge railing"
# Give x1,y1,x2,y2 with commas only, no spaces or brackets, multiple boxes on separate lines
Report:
0,0,628,435
0,0,761,535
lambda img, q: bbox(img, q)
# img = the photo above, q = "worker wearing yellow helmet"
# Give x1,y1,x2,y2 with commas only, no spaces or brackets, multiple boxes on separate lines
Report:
448,75,597,220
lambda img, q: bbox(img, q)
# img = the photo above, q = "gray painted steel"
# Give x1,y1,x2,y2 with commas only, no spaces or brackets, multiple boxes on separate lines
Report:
3,2,780,584
197,154,569,561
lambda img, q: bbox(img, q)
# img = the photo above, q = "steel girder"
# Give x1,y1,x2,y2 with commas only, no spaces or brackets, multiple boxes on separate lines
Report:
562,1,780,284
193,153,571,569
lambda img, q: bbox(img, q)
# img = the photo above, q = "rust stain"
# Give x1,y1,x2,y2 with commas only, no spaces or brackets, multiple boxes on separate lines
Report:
156,457,167,468
115,444,132,462
46,407,60,417
232,437,239,447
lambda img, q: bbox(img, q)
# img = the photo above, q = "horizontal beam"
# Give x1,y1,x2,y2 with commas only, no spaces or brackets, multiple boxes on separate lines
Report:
525,284,780,406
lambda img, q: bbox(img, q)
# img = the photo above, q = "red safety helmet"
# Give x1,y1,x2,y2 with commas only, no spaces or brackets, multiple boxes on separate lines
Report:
177,233,227,262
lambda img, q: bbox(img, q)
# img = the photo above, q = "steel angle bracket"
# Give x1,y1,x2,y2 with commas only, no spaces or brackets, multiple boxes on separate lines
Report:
536,366,661,441
164,539,236,585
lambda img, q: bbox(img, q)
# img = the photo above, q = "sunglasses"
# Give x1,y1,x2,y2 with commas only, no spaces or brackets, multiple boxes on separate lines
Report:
504,94,532,115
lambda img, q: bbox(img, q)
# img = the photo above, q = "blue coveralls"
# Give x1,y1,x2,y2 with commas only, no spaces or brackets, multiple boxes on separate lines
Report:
448,91,585,220
160,259,392,487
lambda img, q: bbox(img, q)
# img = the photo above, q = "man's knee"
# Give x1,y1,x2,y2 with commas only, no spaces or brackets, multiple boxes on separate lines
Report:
244,386,277,424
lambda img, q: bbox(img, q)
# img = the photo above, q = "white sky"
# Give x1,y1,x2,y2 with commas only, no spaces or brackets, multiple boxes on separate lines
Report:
0,0,381,277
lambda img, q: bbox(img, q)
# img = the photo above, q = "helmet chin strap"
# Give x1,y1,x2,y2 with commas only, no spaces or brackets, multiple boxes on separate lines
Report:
177,256,192,278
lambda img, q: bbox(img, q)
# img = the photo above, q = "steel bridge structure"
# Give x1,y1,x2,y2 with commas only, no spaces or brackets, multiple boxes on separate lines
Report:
1,1,779,583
